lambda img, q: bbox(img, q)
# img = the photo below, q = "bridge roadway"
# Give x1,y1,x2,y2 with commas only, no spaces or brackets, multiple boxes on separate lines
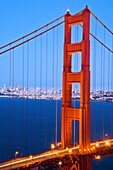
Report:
1,138,113,170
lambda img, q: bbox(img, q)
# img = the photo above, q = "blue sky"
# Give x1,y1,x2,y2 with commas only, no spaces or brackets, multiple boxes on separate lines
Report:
0,0,113,46
0,0,113,90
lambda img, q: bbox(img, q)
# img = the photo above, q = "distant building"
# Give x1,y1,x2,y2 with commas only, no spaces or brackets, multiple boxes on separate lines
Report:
16,85,19,88
16,84,19,91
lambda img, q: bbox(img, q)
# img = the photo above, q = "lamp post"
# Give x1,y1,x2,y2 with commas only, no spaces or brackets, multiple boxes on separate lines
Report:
15,151,19,158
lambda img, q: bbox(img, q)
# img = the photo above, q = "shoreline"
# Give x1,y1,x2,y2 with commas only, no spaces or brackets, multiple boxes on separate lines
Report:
0,95,112,102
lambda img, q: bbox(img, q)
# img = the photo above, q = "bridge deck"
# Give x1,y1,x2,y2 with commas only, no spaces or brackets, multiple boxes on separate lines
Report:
1,139,113,169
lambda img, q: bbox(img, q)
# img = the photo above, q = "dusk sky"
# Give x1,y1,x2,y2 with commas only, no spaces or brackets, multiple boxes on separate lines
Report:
0,0,113,90
0,0,113,46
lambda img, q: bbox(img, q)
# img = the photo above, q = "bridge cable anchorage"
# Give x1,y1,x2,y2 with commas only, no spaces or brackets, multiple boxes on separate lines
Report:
0,15,65,50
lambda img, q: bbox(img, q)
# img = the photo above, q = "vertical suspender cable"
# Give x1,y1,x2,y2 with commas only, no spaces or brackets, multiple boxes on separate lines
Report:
74,25,76,147
74,86,75,146
39,35,42,153
45,27,48,150
52,29,54,144
111,35,113,137
103,27,105,139
93,18,97,141
95,19,97,140
26,42,29,155
21,39,24,156
34,35,37,153
108,51,110,137
101,45,103,139
11,49,14,159
76,25,78,144
56,23,58,145
8,46,11,160
93,25,95,142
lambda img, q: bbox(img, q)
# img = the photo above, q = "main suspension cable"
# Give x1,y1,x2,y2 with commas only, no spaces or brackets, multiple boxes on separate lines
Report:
0,21,64,55
90,11,113,35
0,15,65,50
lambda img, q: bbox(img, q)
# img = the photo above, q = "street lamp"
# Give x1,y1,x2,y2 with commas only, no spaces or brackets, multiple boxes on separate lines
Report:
15,151,19,158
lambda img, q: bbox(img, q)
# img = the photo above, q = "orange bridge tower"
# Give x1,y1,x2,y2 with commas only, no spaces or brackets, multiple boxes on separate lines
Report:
61,6,91,170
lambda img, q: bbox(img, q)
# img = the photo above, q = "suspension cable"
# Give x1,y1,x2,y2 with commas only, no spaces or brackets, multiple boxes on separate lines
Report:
79,23,113,54
0,21,64,55
0,15,65,50
90,11,113,35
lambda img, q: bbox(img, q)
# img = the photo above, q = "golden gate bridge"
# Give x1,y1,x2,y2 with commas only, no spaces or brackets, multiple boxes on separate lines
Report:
0,6,113,170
